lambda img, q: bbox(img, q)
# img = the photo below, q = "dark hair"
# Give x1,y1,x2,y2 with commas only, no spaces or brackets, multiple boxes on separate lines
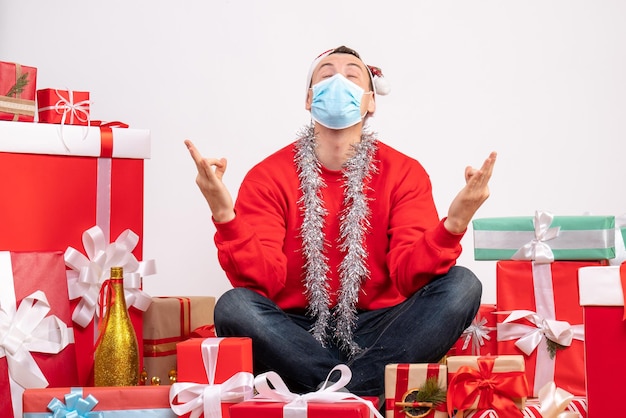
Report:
329,45,362,59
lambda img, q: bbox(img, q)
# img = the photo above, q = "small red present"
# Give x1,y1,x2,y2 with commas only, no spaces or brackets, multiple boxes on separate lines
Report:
143,296,216,385
0,61,37,121
230,365,383,418
384,363,447,418
176,337,253,384
23,385,175,417
446,355,528,417
37,88,91,125
495,260,603,396
451,304,497,357
0,251,78,418
578,263,626,417
170,337,254,418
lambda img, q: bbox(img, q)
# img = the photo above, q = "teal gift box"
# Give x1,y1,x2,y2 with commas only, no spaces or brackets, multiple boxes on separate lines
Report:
472,211,615,261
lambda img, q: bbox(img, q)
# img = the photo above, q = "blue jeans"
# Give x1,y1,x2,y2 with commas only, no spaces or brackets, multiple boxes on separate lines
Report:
214,265,481,397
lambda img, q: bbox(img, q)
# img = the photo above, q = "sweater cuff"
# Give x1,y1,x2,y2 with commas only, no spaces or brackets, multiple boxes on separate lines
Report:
213,214,243,242
432,217,465,249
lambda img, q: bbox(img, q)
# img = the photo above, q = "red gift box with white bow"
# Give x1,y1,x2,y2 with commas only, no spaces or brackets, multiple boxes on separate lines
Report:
0,120,153,385
0,251,78,418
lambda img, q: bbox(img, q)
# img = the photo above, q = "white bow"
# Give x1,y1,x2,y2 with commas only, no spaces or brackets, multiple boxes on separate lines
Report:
64,226,156,327
170,338,254,418
512,210,560,263
538,382,580,418
496,310,583,356
253,364,383,418
461,315,496,355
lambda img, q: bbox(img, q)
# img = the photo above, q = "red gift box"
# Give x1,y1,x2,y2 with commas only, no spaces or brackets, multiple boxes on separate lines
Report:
0,61,37,121
0,120,151,386
230,400,377,418
176,337,253,384
578,263,626,417
495,260,603,397
384,363,447,418
23,385,175,417
171,337,254,418
37,88,91,125
450,304,497,357
231,365,382,418
0,251,79,418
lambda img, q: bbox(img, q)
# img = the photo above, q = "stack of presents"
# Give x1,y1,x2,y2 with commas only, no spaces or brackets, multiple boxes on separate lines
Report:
2,59,625,418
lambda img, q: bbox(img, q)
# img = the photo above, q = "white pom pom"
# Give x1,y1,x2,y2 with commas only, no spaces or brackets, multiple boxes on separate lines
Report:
374,77,391,96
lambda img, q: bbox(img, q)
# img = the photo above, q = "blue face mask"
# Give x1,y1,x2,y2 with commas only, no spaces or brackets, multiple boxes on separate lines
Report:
310,74,367,130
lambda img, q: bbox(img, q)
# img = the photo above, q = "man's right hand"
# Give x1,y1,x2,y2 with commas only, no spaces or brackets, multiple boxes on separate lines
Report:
185,139,235,223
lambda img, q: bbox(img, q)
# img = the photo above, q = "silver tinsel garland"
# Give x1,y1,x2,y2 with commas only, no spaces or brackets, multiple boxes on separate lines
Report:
294,124,378,357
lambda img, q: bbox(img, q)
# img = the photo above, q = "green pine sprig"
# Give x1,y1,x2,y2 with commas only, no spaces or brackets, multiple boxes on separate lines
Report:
414,377,447,406
5,72,29,97
546,339,568,359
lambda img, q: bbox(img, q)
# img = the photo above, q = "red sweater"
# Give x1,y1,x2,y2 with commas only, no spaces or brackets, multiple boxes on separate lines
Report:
214,140,464,311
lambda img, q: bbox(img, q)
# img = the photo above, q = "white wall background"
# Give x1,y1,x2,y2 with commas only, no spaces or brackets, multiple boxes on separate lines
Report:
1,1,624,304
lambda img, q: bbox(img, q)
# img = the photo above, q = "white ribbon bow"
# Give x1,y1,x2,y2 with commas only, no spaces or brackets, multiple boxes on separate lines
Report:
37,89,92,126
461,315,496,355
538,382,580,418
512,210,560,263
252,364,383,418
0,290,74,389
169,338,255,418
64,225,156,327
496,310,583,356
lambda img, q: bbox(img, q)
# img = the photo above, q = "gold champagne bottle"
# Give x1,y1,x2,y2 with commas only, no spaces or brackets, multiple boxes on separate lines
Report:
94,266,140,386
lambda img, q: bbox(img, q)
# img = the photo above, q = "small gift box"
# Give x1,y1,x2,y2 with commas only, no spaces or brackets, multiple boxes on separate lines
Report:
0,61,37,121
230,364,383,418
384,363,447,418
23,386,176,417
143,296,216,385
446,355,528,417
0,251,78,418
495,260,602,396
578,263,626,417
472,211,615,261
170,337,254,418
176,337,253,384
450,304,497,357
37,88,91,125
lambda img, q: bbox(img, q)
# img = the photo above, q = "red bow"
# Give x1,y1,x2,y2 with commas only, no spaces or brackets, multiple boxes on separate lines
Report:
447,356,528,417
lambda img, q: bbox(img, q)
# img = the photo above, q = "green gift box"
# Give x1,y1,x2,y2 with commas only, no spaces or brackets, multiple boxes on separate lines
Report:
472,211,615,261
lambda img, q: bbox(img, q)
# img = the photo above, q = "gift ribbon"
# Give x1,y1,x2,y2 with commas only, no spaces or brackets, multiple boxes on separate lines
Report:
622,263,626,321
446,356,528,418
511,211,560,263
461,314,496,356
47,387,102,418
0,252,75,418
169,338,254,418
251,364,383,418
496,261,584,396
609,213,626,266
64,226,156,328
536,382,579,418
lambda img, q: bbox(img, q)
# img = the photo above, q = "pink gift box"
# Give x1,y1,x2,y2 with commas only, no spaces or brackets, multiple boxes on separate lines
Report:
0,251,79,418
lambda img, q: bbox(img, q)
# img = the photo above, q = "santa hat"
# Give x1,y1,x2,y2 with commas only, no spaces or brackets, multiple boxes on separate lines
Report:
305,47,391,96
